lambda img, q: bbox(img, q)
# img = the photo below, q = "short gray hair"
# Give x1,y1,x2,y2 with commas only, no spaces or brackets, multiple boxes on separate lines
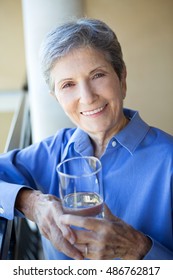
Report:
39,18,125,91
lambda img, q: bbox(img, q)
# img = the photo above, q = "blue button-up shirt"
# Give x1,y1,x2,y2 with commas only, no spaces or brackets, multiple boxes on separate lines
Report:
0,109,173,259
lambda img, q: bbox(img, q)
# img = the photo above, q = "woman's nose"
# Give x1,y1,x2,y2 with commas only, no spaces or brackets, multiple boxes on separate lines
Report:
79,82,97,105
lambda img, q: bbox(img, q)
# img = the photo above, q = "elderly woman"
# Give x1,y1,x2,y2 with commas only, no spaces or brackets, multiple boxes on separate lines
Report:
0,18,173,260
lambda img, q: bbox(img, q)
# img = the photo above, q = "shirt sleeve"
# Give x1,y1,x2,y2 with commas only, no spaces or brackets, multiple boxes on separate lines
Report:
0,133,60,220
0,146,38,220
143,237,173,260
0,182,32,220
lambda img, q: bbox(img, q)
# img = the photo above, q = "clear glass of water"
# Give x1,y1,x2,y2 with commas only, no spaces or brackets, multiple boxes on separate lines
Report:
56,156,103,218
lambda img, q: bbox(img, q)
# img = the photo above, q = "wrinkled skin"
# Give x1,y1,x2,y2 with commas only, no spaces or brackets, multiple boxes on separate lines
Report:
15,189,83,260
16,189,151,260
60,205,152,260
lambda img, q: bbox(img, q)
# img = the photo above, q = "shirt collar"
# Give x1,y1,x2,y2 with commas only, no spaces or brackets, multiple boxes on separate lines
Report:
61,128,94,161
61,108,150,159
115,108,150,154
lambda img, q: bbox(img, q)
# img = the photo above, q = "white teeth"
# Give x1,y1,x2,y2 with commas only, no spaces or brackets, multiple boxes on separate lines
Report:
82,105,105,116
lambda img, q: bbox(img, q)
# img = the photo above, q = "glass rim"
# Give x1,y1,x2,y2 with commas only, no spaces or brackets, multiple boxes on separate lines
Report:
56,156,102,179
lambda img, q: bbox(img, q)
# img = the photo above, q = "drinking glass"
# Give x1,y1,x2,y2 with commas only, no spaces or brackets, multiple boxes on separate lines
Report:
56,156,103,218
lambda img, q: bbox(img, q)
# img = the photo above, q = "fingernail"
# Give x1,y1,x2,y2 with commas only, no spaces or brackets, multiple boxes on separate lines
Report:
69,235,75,245
75,254,84,260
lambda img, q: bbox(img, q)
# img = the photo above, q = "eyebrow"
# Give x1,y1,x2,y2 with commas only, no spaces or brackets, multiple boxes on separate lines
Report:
58,78,73,85
57,65,108,85
89,65,108,74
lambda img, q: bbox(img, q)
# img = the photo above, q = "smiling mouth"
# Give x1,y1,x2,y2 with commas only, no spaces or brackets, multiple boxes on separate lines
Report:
81,104,107,116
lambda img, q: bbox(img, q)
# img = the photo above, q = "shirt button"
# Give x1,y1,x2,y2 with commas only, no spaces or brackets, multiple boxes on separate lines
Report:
0,207,4,214
112,140,117,147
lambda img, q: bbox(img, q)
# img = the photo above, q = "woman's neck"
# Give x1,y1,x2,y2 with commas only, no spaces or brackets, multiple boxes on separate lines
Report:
89,116,129,158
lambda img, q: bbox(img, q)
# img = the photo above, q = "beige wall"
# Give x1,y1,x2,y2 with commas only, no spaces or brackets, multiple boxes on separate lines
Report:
85,0,173,134
0,0,26,90
0,112,13,153
0,0,172,137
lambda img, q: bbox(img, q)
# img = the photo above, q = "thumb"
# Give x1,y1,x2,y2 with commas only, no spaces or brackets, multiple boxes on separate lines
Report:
104,204,120,222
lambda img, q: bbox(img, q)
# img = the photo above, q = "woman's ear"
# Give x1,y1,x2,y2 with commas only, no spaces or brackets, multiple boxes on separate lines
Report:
49,90,59,103
49,90,57,100
121,65,127,99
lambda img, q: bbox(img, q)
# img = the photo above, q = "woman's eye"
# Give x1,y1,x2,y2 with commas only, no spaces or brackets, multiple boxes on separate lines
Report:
93,73,105,79
62,82,74,89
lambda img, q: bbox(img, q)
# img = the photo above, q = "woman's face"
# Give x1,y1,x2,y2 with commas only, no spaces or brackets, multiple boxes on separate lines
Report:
51,47,126,137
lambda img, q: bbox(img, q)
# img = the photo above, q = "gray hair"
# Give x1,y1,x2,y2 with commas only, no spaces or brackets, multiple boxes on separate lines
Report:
39,18,125,91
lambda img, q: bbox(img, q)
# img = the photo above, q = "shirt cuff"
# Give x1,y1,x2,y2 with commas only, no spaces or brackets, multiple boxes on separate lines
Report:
143,236,173,260
0,181,32,220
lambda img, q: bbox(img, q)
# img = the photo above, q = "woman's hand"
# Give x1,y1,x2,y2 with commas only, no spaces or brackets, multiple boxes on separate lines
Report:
60,204,152,260
15,188,83,260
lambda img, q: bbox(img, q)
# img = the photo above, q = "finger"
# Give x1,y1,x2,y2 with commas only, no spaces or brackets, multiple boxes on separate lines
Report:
73,228,96,244
104,204,121,222
51,200,76,244
74,243,93,259
74,243,85,253
59,238,84,260
50,226,83,260
103,204,113,218
59,223,76,245
74,243,94,259
39,225,50,239
74,243,116,260
60,214,103,231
